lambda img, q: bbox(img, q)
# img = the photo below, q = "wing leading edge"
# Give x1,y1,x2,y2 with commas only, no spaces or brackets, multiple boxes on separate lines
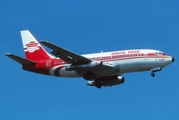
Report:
40,41,92,65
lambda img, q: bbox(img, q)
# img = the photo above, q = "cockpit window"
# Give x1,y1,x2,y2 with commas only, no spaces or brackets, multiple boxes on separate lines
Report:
155,52,166,55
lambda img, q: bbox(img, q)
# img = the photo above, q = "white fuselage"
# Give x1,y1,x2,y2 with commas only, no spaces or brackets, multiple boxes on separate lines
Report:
49,49,173,77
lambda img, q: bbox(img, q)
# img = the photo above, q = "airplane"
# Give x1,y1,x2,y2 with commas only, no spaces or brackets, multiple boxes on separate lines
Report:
5,30,175,88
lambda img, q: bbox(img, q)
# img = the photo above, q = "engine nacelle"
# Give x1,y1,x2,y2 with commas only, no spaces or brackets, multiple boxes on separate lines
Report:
65,61,102,71
87,75,124,87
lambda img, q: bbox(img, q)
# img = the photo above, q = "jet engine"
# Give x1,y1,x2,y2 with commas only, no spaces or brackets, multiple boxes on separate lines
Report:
65,61,102,71
87,75,124,88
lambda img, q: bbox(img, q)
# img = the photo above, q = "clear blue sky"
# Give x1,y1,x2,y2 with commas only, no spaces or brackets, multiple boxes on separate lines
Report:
0,0,178,120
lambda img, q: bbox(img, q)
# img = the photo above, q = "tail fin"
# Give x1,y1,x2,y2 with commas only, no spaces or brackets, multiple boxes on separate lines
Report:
21,30,52,61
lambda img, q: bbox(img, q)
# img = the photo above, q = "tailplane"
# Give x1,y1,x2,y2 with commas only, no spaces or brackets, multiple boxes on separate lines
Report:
21,30,52,61
5,53,36,66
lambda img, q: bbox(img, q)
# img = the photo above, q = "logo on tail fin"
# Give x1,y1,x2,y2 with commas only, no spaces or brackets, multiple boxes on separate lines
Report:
24,41,40,52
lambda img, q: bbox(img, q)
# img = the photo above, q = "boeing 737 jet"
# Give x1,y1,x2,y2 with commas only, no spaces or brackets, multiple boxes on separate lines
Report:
5,30,175,88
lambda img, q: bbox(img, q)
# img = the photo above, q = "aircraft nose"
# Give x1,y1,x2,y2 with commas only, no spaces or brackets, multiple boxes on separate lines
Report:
172,57,175,62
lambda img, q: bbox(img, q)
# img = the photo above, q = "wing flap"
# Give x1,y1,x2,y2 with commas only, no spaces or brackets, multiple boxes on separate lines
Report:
5,53,36,65
40,41,91,65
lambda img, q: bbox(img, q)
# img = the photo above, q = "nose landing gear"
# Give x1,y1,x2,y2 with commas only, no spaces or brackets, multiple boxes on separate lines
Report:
151,72,155,77
150,67,162,77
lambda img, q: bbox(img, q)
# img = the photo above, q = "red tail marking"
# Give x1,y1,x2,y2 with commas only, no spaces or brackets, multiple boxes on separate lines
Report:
54,67,63,76
25,41,38,47
24,41,51,61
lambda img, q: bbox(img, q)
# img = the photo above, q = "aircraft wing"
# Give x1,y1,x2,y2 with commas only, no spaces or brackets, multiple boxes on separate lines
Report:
40,41,92,65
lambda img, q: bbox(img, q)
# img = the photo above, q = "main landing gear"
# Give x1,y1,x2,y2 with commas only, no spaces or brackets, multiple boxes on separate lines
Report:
83,72,102,88
94,82,102,89
87,80,102,89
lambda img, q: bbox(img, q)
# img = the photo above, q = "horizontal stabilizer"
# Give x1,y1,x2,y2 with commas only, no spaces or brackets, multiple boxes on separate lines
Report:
5,53,36,65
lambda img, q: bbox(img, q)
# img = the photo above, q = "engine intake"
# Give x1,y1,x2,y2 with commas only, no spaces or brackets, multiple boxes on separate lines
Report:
65,61,102,71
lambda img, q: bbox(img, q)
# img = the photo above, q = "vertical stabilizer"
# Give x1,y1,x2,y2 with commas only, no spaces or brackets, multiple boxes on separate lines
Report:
21,30,52,61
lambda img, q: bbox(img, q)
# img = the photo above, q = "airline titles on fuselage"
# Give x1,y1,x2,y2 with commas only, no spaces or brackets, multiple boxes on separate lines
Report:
111,50,140,55
53,50,157,65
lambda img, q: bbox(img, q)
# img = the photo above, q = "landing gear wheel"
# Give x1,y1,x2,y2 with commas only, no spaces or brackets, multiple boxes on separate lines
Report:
151,72,155,77
95,82,102,89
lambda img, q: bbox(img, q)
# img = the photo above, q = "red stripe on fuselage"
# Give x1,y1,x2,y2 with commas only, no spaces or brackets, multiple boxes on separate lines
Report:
90,54,171,62
50,54,171,67
54,67,63,76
